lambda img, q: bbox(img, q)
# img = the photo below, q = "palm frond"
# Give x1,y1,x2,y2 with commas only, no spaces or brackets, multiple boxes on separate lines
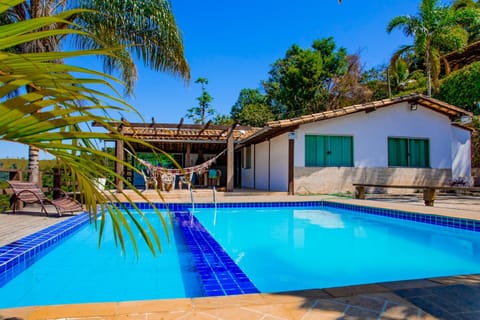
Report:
74,0,190,94
0,0,171,256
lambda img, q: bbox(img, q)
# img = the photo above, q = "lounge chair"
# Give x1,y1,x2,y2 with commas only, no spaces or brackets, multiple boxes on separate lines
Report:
8,181,83,216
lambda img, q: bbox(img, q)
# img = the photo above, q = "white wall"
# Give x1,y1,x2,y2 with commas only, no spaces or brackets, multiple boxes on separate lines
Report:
295,102,453,169
241,146,254,188
269,134,289,191
254,141,270,190
451,126,472,177
240,135,289,191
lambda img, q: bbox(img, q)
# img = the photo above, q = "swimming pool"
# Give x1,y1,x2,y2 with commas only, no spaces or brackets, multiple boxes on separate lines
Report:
1,201,479,308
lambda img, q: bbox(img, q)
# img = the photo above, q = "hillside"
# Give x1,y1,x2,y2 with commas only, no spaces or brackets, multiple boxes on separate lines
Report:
0,159,57,171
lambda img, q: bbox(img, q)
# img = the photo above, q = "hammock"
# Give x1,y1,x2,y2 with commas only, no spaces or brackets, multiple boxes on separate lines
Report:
128,148,227,177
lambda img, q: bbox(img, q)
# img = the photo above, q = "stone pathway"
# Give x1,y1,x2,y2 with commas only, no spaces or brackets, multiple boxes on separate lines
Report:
0,206,71,247
4,276,480,319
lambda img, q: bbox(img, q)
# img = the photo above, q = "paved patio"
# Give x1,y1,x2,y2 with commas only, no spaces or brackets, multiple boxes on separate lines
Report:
1,191,479,319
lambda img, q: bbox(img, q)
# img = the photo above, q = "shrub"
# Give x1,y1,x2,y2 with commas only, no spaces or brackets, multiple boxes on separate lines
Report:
436,62,480,114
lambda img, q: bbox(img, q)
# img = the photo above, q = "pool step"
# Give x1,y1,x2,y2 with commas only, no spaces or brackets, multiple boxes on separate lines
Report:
174,211,259,296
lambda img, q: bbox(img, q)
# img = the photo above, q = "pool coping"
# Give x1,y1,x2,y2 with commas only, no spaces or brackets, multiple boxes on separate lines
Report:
1,273,479,319
1,199,479,297
0,212,90,288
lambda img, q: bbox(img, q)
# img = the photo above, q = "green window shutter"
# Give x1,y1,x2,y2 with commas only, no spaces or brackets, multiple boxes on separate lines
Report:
305,135,317,166
388,138,408,166
305,135,352,167
328,136,353,166
342,136,353,166
316,136,327,166
409,139,429,167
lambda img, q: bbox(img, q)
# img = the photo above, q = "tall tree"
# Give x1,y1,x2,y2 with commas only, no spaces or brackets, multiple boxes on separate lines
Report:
0,0,190,183
230,88,273,126
212,114,234,125
387,0,479,97
262,37,348,119
329,54,372,108
361,65,390,100
186,77,215,125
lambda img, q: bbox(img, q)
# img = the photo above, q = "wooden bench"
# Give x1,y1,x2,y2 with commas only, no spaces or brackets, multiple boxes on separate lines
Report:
353,183,480,206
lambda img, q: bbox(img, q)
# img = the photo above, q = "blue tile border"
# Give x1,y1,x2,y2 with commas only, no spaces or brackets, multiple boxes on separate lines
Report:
174,211,259,296
0,212,89,287
323,201,480,232
115,201,324,211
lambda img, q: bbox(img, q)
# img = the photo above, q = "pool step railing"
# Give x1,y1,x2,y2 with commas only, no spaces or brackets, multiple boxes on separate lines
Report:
189,186,195,214
212,186,217,209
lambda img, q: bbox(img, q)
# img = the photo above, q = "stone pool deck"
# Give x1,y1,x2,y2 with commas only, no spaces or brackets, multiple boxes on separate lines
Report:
1,191,479,319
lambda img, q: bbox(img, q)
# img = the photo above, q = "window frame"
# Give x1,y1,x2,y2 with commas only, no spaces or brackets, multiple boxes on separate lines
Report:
387,137,430,168
305,134,354,167
242,145,252,169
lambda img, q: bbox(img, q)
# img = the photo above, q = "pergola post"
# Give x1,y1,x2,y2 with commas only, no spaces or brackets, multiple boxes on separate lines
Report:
185,143,191,167
227,134,234,192
115,139,124,192
288,133,295,195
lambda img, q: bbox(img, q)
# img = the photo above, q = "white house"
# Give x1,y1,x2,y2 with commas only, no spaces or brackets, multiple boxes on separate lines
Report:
237,94,473,194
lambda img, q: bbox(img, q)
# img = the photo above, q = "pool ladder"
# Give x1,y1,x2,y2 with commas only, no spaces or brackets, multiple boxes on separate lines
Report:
213,186,217,209
213,186,217,225
189,185,195,217
189,186,217,219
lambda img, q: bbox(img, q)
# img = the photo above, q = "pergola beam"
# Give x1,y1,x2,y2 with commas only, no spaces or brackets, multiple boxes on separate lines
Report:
115,139,124,192
225,122,238,192
176,117,184,135
197,120,212,138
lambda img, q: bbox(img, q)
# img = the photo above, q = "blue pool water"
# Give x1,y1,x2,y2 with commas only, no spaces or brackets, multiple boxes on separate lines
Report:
194,206,480,293
1,202,480,308
0,211,202,308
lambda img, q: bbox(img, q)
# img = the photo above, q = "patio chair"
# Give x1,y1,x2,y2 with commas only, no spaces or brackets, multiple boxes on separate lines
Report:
8,181,84,216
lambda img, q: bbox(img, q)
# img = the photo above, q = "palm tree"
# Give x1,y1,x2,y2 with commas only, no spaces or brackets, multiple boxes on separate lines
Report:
1,0,190,183
1,0,169,255
387,0,478,96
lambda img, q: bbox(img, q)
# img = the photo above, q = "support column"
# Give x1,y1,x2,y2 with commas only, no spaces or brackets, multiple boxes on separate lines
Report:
253,145,256,189
227,135,234,192
268,139,271,191
288,137,295,195
185,143,191,167
53,167,61,199
115,139,124,192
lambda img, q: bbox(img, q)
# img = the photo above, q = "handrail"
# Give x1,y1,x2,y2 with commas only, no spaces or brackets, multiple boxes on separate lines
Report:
189,185,195,215
212,185,217,209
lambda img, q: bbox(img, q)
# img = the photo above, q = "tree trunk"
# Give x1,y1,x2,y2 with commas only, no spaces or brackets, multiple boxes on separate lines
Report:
426,41,432,97
28,145,40,184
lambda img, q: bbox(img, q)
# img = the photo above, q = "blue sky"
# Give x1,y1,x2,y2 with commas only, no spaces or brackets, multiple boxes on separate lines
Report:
1,0,424,159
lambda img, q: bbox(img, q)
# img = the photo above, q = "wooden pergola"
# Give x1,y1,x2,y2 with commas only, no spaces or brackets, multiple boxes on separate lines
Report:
94,119,258,192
